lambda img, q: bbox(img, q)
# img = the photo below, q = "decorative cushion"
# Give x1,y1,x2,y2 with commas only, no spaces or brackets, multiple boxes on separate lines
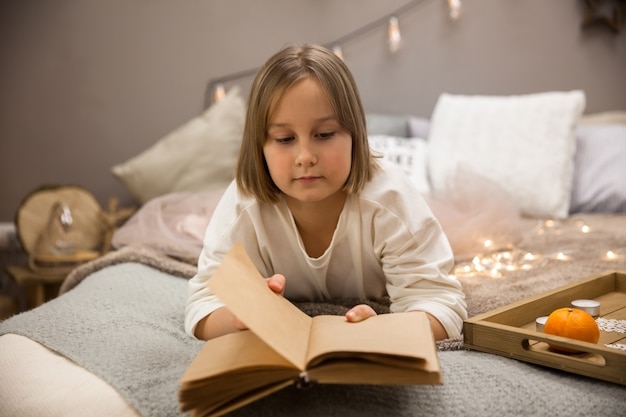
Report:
366,113,411,137
570,124,626,213
427,91,586,218
408,116,431,139
111,187,228,261
112,88,245,204
579,111,626,125
368,135,430,194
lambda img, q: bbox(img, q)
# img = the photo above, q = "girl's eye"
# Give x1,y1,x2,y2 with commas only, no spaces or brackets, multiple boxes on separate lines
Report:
275,137,294,144
317,131,335,139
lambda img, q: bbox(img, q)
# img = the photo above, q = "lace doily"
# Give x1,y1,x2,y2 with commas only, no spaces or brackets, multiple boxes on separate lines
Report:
596,318,626,333
605,343,626,351
596,318,626,351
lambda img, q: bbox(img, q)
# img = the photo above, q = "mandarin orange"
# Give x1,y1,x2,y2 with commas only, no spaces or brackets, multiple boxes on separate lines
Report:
543,307,600,354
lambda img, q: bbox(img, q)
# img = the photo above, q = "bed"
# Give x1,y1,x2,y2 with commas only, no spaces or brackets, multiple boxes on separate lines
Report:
1,89,625,417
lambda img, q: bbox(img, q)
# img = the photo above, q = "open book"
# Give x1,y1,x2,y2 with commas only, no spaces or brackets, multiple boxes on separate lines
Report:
178,242,442,417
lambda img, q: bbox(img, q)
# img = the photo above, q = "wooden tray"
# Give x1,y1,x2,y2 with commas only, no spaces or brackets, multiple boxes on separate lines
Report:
463,270,626,385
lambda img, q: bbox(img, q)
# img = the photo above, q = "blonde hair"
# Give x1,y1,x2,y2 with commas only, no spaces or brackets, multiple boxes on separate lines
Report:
236,44,378,203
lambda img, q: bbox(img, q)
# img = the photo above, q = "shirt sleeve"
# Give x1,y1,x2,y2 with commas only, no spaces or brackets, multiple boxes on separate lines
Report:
368,161,468,338
184,182,241,338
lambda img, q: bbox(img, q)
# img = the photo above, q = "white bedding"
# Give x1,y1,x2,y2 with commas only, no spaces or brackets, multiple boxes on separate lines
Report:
0,334,140,417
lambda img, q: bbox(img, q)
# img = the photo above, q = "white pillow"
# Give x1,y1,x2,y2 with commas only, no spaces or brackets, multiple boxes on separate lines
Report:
112,88,245,204
427,91,586,218
368,135,430,194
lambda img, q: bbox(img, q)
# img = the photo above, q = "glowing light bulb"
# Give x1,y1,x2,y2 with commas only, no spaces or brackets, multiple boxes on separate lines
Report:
388,16,401,52
332,44,344,60
213,84,226,102
447,0,462,20
555,252,569,261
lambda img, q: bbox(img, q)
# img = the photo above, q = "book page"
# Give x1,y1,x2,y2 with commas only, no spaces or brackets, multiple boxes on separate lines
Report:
306,312,439,374
179,330,294,384
208,242,312,369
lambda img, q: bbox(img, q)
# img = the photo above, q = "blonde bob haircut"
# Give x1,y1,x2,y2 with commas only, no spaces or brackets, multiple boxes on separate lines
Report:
236,43,379,204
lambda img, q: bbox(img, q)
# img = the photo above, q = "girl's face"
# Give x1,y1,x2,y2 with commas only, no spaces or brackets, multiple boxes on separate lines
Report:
263,78,352,207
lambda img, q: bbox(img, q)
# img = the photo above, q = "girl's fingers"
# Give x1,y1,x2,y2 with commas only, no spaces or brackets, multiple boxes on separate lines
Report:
266,274,286,295
345,304,377,322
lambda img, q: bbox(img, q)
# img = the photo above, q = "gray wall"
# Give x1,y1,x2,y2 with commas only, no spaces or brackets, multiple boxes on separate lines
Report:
1,0,625,221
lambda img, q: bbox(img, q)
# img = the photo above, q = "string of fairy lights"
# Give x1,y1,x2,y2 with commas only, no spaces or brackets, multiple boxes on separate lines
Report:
209,0,463,103
451,218,626,279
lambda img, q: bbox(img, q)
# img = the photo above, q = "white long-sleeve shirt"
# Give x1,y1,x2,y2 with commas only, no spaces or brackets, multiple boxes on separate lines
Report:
185,160,467,339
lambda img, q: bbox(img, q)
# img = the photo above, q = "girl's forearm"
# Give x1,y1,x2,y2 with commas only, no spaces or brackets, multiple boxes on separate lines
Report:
425,313,448,341
194,307,243,340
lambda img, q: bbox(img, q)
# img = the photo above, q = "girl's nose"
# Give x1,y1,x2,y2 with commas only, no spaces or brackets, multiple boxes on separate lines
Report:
295,140,317,166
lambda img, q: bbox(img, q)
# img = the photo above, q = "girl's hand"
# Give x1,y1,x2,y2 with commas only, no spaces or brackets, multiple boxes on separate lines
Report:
345,304,377,322
195,273,287,340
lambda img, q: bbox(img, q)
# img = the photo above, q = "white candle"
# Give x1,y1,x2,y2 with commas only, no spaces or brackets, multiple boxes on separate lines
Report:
571,299,600,318
536,316,548,332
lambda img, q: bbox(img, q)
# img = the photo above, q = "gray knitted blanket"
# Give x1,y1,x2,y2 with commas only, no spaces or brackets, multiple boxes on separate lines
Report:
2,211,626,417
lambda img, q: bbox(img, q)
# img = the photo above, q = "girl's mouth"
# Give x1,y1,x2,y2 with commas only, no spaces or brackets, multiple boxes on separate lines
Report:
296,176,320,184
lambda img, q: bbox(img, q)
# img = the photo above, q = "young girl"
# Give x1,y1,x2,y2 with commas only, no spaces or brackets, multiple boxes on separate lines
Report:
185,44,467,341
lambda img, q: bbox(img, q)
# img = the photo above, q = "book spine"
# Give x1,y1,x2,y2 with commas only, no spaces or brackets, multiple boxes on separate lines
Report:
296,372,316,390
